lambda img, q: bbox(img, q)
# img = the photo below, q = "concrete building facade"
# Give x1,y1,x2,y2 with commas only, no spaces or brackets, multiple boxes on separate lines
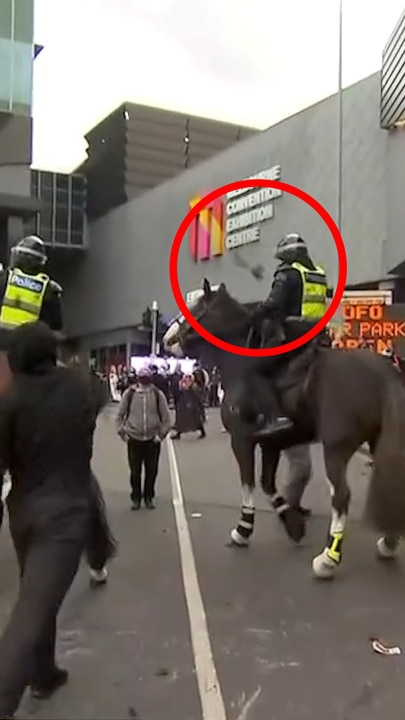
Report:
62,68,405,359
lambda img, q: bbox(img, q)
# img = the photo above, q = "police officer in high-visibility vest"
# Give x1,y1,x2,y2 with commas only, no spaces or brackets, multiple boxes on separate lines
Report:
0,235,63,531
240,233,331,438
0,235,63,337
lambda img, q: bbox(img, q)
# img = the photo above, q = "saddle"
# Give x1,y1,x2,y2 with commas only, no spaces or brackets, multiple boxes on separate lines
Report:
247,317,330,396
246,318,285,350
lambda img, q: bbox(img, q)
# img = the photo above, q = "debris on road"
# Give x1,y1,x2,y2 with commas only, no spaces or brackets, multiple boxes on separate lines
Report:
191,512,202,518
370,637,401,656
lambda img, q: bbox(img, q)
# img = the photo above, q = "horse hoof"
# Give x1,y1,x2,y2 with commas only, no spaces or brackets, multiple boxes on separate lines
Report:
376,536,399,560
282,507,306,543
89,567,108,585
312,550,338,579
230,528,249,547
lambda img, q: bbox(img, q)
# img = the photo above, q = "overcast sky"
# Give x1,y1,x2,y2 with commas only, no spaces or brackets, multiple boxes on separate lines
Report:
32,0,405,173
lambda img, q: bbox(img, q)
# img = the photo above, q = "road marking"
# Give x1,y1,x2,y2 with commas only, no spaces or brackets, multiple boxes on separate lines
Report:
2,478,10,501
166,437,227,720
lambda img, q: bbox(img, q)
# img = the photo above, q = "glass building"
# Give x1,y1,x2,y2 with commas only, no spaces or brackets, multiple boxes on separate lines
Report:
0,0,34,117
24,171,87,248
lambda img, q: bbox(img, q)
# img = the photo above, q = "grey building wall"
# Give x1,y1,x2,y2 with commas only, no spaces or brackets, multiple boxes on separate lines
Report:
63,72,389,346
385,127,405,274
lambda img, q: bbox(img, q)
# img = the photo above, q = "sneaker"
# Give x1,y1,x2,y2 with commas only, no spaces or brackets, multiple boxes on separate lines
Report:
89,566,108,585
131,499,141,510
30,668,69,699
144,498,155,509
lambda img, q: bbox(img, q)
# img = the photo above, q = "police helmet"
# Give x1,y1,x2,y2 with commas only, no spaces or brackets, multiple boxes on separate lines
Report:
11,235,47,273
275,233,308,263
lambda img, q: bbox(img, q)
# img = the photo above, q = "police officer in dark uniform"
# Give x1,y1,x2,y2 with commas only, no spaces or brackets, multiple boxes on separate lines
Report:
240,233,331,438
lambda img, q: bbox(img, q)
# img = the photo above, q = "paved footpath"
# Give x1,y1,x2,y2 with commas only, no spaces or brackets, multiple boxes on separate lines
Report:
1,407,404,719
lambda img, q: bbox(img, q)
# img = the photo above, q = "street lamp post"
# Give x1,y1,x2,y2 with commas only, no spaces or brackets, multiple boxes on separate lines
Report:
337,0,343,233
151,300,159,356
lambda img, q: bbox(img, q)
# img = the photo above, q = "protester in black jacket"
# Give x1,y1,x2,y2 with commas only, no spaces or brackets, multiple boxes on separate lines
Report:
0,322,98,718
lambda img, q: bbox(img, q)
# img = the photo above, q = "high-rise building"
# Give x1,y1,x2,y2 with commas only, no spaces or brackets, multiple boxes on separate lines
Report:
0,0,41,263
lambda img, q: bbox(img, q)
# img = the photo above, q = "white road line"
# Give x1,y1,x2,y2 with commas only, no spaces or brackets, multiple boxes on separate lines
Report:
166,437,227,720
2,478,10,501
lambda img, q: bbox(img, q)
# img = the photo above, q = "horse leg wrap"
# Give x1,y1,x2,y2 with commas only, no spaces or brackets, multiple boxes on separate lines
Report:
231,505,255,546
326,532,344,565
312,509,347,578
270,493,290,516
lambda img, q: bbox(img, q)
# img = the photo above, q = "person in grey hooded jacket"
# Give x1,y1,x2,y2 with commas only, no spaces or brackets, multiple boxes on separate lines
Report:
117,365,171,509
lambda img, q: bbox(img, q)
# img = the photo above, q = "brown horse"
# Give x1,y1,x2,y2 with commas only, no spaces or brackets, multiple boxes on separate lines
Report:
163,279,405,580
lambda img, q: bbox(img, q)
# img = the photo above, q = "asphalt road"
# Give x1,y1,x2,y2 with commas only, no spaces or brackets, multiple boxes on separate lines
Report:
1,406,404,720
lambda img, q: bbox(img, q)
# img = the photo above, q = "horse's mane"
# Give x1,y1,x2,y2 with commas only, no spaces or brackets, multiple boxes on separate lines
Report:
210,285,256,323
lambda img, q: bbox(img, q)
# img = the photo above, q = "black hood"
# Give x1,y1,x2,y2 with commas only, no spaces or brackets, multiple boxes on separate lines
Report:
8,322,57,375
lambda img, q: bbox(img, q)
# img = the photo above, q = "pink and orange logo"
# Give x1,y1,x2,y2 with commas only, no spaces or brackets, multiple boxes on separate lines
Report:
188,194,224,262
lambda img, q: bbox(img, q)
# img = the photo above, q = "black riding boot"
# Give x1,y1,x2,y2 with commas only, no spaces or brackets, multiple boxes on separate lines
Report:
255,388,293,438
238,375,293,438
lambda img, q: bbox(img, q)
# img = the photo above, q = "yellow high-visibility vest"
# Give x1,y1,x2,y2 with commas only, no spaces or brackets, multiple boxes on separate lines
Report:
0,268,49,329
291,261,327,318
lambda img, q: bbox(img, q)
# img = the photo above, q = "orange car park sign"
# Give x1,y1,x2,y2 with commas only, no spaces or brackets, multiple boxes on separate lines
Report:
330,291,405,353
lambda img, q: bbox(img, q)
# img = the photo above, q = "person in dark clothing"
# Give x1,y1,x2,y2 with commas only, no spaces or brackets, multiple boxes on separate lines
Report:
150,364,170,401
172,374,206,440
170,366,182,407
0,322,96,719
239,233,332,438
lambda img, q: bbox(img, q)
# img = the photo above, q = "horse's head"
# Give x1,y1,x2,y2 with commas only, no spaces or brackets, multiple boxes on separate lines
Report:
163,278,249,357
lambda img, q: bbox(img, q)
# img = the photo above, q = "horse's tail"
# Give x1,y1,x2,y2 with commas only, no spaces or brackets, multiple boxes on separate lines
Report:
365,375,405,536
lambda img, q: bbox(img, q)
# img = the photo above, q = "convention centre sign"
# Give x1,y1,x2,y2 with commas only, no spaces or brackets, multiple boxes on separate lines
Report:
189,164,283,262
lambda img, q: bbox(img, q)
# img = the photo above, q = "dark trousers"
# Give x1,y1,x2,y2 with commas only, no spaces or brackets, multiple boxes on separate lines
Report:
127,439,161,502
0,494,88,718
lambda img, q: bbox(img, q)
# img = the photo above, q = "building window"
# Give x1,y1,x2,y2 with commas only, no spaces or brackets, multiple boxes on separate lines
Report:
10,40,33,113
38,205,52,234
55,204,68,233
0,39,12,111
56,174,69,191
0,1,34,115
31,170,38,196
56,187,68,204
40,185,53,204
55,228,68,245
14,0,34,43
71,208,83,234
71,231,83,247
38,171,53,193
38,224,51,245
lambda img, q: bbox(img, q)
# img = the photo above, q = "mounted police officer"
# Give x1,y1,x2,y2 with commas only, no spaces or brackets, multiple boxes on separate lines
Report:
240,232,330,438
